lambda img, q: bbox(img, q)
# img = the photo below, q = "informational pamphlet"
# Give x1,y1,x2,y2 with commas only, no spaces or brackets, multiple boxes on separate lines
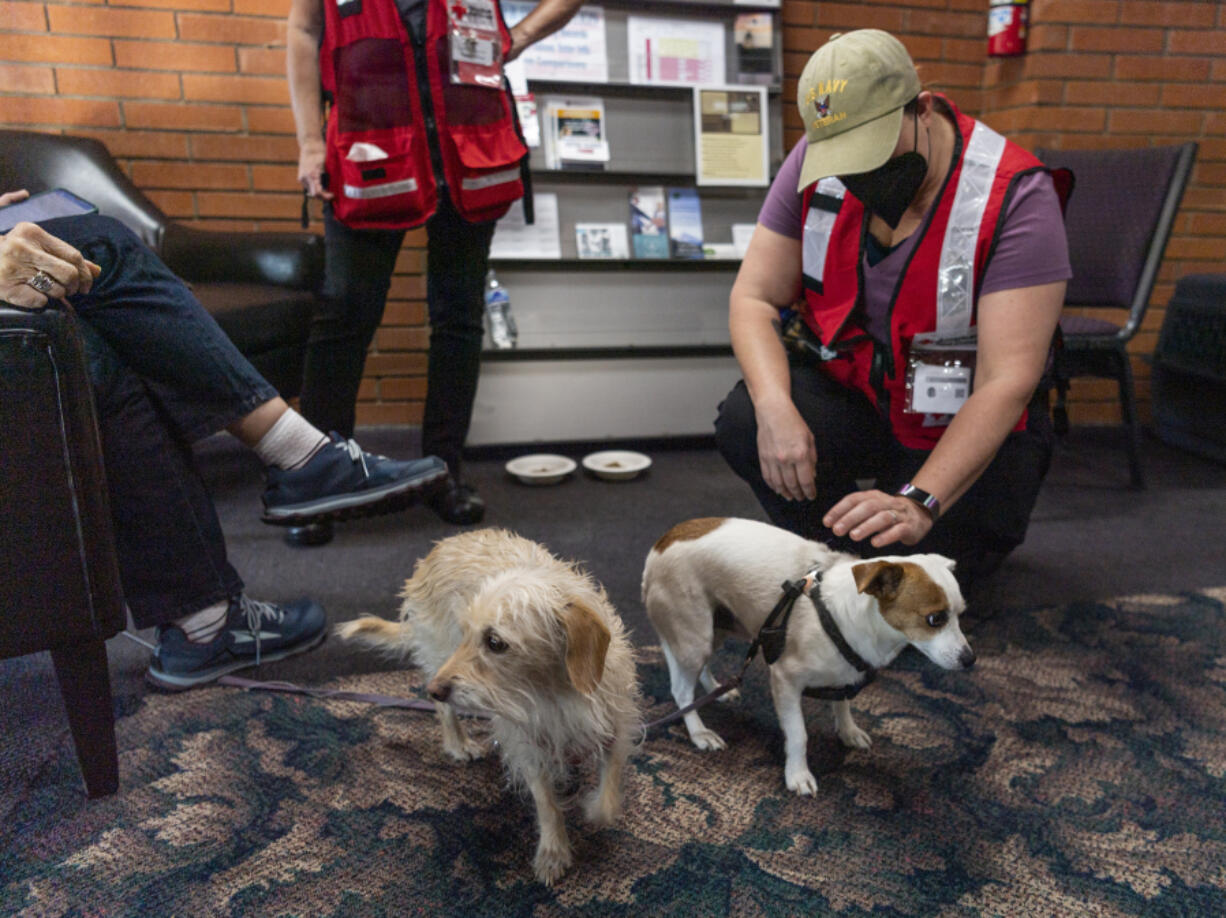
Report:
628,186,669,259
667,187,704,260
543,96,610,169
627,16,725,86
575,222,629,259
693,86,769,186
489,192,562,259
502,2,608,84
733,13,774,84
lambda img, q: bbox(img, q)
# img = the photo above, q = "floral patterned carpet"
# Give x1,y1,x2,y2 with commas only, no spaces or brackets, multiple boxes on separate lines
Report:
4,589,1226,917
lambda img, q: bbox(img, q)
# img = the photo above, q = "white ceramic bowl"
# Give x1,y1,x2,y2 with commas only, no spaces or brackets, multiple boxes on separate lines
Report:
581,450,652,481
505,453,577,485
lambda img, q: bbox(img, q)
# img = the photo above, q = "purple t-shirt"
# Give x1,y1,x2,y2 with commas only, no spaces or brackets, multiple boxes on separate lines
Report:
760,135,1072,344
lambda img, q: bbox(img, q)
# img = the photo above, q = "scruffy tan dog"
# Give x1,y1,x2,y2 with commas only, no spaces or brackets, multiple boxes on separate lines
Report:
337,528,641,885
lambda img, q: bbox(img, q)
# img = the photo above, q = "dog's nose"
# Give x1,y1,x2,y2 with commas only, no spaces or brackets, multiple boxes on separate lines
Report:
959,647,976,669
427,679,451,703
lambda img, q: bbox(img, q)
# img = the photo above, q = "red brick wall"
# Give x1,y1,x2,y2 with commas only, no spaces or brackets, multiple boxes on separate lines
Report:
782,0,1226,427
3,0,1224,427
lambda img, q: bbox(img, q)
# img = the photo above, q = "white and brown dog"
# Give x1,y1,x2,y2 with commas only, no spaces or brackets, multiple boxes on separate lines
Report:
338,528,641,885
642,517,974,796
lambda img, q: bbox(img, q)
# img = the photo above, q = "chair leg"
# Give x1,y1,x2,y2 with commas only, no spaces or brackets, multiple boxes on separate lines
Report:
50,639,120,798
1115,351,1145,490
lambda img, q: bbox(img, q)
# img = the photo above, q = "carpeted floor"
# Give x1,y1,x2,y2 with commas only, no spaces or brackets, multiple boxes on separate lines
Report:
3,427,1226,915
3,590,1225,915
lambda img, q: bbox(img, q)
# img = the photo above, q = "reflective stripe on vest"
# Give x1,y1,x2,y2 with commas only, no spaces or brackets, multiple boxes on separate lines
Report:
460,167,520,191
802,177,846,292
936,121,1005,339
343,177,419,200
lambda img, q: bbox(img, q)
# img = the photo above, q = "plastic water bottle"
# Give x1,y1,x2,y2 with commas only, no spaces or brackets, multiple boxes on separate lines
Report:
483,269,517,349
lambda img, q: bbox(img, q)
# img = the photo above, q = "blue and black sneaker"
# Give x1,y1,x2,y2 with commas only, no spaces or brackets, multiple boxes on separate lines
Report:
262,433,448,525
147,594,327,691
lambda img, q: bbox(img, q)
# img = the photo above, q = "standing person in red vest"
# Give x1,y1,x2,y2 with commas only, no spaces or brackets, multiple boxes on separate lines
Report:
714,29,1071,586
287,0,584,538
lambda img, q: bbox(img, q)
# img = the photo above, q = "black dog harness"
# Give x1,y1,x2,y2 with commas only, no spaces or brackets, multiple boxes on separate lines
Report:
645,564,877,732
754,565,877,701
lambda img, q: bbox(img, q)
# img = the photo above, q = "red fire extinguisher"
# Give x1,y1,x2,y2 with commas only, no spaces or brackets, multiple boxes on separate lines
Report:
987,0,1030,57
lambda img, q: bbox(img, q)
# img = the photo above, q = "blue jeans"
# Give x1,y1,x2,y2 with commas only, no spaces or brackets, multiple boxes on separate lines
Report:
300,192,495,475
42,214,278,629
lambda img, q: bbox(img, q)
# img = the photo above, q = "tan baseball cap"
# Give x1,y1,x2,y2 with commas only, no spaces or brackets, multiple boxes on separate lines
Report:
796,30,922,191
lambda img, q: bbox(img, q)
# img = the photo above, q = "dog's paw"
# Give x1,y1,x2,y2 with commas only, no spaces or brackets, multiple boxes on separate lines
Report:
716,687,741,704
785,766,819,796
688,728,727,752
442,735,491,762
838,725,872,750
582,788,622,827
533,842,573,886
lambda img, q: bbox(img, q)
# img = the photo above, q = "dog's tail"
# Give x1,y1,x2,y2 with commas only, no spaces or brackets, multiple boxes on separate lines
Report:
334,615,410,652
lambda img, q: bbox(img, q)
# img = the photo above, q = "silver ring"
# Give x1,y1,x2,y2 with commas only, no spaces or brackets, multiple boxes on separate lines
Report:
26,271,55,295
888,509,900,524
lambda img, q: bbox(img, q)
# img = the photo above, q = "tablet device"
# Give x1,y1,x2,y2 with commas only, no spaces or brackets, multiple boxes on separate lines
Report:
0,188,98,233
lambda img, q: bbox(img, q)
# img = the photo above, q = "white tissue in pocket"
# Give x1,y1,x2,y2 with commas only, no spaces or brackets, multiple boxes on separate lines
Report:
346,142,389,162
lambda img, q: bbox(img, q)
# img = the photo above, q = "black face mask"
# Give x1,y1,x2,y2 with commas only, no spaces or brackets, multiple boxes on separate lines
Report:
839,115,928,230
839,151,928,229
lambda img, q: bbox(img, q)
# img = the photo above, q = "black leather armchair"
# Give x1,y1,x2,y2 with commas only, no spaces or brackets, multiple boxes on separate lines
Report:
0,302,126,798
0,129,323,397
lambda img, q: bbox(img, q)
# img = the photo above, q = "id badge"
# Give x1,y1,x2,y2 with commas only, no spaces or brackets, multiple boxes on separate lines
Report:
905,331,977,416
448,0,504,88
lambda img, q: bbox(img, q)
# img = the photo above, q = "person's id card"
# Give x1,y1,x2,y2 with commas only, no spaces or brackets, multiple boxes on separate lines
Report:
905,331,977,416
909,362,973,414
0,188,98,233
448,0,504,88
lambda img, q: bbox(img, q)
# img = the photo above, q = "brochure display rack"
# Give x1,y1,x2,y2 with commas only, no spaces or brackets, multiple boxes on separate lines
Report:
471,0,783,446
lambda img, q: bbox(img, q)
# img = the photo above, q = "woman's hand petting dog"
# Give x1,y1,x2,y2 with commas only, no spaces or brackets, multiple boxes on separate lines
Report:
823,488,934,548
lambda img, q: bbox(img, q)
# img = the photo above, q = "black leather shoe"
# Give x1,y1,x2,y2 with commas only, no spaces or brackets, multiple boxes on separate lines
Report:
427,478,485,525
284,520,334,547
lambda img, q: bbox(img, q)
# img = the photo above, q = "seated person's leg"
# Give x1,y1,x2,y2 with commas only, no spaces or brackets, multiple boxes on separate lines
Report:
40,213,446,528
79,323,326,689
715,360,899,551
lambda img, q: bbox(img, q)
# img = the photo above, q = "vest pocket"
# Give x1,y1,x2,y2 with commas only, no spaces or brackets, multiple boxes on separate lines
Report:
333,130,431,225
450,126,526,220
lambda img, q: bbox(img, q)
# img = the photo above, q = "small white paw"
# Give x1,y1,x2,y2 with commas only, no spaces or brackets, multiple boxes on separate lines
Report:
688,728,727,751
533,843,573,886
839,726,872,750
785,766,818,796
716,687,741,704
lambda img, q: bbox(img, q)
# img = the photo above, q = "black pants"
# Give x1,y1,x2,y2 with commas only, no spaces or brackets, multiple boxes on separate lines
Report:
714,359,1054,581
300,192,496,476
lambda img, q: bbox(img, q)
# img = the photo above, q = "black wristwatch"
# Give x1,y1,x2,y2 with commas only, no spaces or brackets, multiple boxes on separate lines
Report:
897,483,941,520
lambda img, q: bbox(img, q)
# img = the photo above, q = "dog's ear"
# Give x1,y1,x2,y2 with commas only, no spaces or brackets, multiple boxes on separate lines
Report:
560,600,611,695
853,560,905,601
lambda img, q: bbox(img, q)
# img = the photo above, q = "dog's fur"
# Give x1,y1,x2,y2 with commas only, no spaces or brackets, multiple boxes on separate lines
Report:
642,517,974,796
337,529,640,885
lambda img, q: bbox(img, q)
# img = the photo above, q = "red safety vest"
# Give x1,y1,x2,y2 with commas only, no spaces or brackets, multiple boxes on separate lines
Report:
800,95,1046,449
319,0,527,230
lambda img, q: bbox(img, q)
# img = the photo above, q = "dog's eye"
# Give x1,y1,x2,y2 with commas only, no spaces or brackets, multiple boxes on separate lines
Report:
484,630,509,654
926,611,949,628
